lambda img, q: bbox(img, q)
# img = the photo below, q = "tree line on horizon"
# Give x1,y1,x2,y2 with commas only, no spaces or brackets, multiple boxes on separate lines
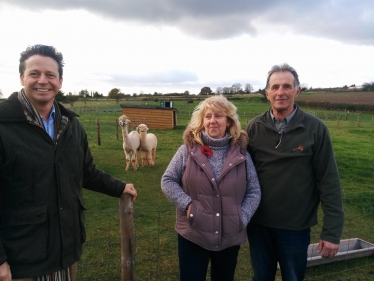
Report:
3,81,373,105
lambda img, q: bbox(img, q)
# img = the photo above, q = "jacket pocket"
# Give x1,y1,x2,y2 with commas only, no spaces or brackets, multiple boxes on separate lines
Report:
189,197,214,233
0,205,48,264
77,194,86,243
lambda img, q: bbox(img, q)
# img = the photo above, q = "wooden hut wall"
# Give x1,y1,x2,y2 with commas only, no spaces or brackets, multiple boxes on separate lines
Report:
121,107,176,129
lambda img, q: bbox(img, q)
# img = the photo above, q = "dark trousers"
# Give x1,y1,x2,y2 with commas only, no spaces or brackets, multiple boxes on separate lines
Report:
247,223,310,281
178,234,240,281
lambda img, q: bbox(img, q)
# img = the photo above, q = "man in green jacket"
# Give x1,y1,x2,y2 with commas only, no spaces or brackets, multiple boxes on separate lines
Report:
246,63,344,281
0,44,137,281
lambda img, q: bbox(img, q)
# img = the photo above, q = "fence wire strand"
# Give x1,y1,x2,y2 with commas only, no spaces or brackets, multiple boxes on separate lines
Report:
77,194,374,280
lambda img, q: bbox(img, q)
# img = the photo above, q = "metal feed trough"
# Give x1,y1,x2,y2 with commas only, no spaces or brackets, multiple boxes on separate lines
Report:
307,238,374,267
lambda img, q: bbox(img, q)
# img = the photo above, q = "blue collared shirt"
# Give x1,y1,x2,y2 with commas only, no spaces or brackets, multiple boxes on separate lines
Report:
270,105,297,133
41,105,56,139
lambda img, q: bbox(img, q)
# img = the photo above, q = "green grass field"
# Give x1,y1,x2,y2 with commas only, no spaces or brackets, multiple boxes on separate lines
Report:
72,97,374,280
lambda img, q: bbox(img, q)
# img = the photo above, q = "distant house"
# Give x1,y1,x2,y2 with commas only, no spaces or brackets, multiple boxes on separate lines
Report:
119,103,177,129
349,85,363,90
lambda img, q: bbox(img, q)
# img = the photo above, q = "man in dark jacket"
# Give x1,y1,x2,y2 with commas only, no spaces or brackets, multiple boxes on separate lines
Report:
246,63,344,281
0,44,137,281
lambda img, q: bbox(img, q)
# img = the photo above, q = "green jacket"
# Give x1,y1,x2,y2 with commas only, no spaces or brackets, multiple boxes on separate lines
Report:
0,92,125,278
246,105,344,244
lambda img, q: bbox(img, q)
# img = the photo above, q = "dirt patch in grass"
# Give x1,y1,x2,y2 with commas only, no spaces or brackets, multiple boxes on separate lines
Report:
297,91,374,105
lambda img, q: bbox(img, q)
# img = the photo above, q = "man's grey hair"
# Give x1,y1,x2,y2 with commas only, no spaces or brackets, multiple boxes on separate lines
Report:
265,63,300,90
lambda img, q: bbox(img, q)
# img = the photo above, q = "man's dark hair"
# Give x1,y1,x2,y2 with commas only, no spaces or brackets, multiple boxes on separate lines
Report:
19,44,64,78
265,63,300,90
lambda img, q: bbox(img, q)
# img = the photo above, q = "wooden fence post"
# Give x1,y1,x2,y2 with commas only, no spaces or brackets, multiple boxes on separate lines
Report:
97,119,101,146
120,194,135,281
116,118,119,139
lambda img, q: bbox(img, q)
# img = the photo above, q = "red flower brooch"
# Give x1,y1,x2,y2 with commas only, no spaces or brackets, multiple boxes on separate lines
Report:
201,145,213,157
293,145,304,151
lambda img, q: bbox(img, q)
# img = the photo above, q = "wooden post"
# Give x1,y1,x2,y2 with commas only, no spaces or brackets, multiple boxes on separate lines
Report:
97,119,101,146
357,115,360,127
120,193,135,281
116,118,119,139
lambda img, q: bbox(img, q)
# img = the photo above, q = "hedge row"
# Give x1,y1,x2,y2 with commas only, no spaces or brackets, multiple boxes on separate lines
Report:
297,100,374,113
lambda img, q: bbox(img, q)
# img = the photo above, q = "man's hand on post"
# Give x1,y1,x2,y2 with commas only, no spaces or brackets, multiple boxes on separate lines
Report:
123,183,137,202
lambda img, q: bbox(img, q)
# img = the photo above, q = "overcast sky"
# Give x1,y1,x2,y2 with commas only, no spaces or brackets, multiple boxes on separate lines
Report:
1,0,374,98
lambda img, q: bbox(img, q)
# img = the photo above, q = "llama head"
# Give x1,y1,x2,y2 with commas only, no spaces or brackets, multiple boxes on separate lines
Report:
137,124,149,133
119,115,130,127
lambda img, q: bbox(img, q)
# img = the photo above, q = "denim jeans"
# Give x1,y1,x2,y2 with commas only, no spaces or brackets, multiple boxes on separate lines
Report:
178,234,240,281
247,223,310,281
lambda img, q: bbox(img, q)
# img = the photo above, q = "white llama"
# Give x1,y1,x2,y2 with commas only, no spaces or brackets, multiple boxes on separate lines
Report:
118,115,140,170
137,124,157,167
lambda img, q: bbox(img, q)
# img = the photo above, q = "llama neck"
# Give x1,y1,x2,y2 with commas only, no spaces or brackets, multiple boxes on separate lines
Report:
139,132,146,141
121,126,129,142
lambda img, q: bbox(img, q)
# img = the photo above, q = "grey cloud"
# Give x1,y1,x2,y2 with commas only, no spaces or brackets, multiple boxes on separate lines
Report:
259,1,374,45
177,15,258,40
3,0,374,44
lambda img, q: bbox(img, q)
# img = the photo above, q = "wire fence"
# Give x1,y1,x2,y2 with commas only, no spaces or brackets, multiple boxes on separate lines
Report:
76,192,374,281
74,107,374,280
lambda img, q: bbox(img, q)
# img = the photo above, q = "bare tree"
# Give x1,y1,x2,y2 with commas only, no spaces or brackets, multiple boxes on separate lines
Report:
223,87,232,94
244,83,254,94
66,95,79,107
232,83,242,94
0,89,3,99
216,87,224,94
